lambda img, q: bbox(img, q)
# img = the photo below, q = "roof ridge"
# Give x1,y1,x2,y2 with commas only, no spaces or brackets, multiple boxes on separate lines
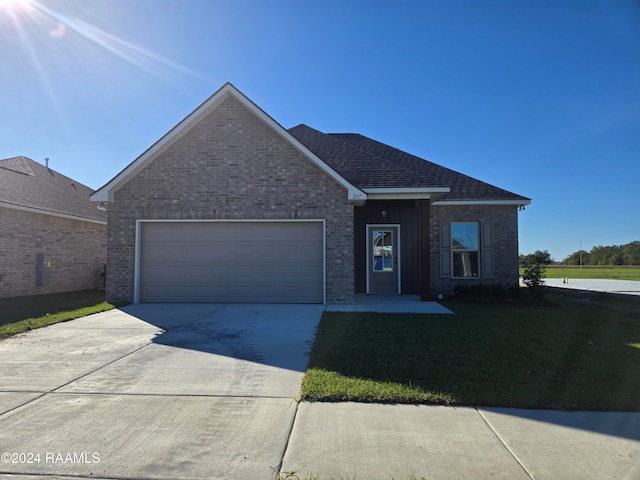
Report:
0,156,36,176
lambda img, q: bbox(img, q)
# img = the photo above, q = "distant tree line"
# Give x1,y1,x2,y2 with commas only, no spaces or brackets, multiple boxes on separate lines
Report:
563,241,640,266
519,250,553,267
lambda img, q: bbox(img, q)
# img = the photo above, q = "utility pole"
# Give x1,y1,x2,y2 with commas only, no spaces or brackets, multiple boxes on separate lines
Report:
580,239,582,268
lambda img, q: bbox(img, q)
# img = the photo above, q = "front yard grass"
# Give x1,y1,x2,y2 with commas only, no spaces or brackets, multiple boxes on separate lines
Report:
0,289,121,339
302,290,640,411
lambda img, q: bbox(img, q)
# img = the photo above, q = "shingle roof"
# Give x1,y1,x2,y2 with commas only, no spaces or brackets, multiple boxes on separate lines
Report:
288,124,530,203
0,156,107,222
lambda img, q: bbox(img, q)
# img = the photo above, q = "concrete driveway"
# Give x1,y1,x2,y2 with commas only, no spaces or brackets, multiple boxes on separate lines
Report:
2,303,639,480
0,303,323,480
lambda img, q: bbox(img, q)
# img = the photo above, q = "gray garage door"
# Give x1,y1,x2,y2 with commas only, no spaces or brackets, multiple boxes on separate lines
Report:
139,222,324,303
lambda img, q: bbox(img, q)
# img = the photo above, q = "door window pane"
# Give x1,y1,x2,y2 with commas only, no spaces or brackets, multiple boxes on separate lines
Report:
373,230,393,272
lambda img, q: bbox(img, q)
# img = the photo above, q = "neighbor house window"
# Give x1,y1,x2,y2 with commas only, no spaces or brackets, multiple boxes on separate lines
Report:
451,223,479,278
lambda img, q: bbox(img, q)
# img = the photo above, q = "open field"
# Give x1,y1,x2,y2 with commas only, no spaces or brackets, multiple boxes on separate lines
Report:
302,290,640,411
519,266,640,281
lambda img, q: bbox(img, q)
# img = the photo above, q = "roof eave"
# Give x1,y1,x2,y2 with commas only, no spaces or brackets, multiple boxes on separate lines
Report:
432,199,532,206
0,201,107,225
362,187,450,201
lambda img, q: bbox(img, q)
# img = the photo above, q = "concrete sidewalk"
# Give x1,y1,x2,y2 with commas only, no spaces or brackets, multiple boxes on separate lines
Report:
282,403,640,480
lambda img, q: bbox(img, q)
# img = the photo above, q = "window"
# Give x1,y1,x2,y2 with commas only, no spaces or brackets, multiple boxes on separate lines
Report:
439,222,493,279
451,223,479,277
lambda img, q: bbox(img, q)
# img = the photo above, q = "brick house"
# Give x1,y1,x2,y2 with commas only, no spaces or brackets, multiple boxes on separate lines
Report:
91,83,530,304
0,156,107,298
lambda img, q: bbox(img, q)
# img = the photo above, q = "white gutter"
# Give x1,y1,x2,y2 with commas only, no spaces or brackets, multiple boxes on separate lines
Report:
432,199,532,206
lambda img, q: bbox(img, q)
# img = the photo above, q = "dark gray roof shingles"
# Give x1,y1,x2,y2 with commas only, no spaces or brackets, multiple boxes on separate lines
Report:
0,156,107,222
289,124,530,203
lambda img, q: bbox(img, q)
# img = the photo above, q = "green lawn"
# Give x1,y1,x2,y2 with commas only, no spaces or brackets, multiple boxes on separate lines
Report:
302,291,640,411
520,266,640,281
0,290,121,339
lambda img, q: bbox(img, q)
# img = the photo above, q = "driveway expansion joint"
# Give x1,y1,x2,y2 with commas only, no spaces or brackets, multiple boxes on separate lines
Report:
0,392,48,417
0,471,161,480
475,407,534,480
0,343,156,417
275,399,302,478
46,391,296,399
49,342,154,394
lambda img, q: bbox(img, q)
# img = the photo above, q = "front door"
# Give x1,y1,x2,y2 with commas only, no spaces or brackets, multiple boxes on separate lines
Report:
367,225,400,294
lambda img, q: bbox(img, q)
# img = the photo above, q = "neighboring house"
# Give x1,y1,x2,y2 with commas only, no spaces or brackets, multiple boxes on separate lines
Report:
91,83,530,304
0,156,107,298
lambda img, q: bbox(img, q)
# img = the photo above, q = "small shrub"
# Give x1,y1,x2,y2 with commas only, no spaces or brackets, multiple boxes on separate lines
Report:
522,263,547,298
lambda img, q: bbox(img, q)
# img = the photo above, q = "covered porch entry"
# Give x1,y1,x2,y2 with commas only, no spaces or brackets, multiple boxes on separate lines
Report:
354,199,433,301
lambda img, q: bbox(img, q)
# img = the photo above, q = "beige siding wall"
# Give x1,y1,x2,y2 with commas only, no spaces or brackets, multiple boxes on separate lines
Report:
106,94,354,304
430,204,520,295
0,206,107,298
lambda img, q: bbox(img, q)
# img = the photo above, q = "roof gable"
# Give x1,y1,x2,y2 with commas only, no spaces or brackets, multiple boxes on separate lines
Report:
91,83,364,203
0,156,107,223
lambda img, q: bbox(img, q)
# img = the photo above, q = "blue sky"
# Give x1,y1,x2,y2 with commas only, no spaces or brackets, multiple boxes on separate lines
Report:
1,0,638,261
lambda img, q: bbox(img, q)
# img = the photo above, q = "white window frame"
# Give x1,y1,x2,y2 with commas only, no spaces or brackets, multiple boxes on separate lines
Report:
450,222,480,279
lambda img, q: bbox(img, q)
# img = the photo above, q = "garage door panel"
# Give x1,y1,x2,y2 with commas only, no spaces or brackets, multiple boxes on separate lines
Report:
144,243,221,262
144,265,213,283
139,222,323,303
141,286,320,304
277,264,321,278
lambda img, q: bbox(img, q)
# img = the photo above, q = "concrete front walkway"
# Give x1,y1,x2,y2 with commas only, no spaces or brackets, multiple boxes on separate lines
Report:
1,304,638,480
326,294,454,313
